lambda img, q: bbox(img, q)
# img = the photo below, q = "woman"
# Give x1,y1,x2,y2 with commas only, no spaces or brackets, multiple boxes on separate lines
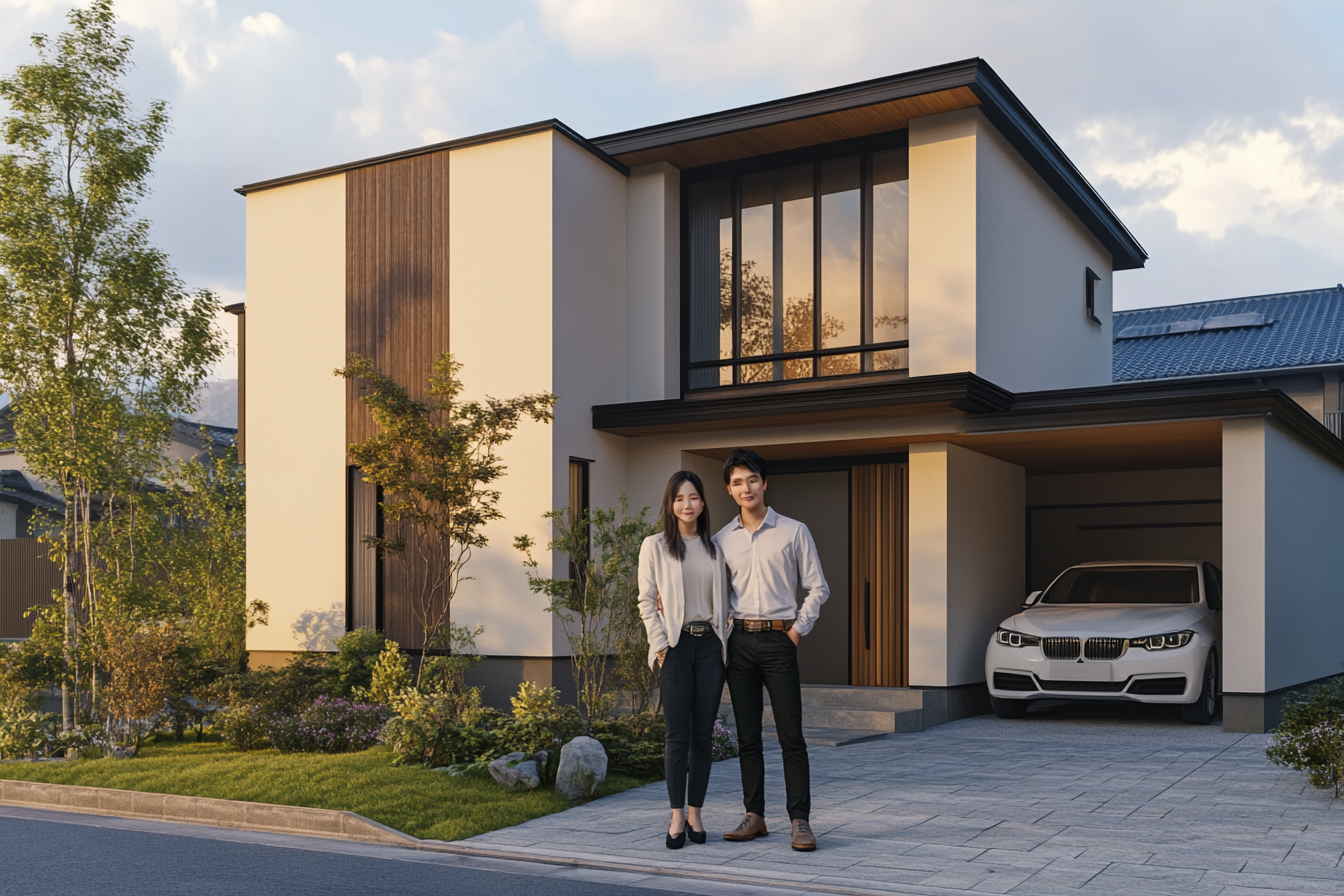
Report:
638,470,729,849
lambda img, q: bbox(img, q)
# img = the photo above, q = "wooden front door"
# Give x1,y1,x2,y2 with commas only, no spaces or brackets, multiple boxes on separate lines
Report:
850,463,907,687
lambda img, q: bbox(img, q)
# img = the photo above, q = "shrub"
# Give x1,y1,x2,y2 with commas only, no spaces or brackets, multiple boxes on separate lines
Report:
384,689,500,768
208,652,334,717
497,681,580,757
0,711,58,760
216,704,270,752
331,628,386,698
712,718,739,761
591,711,665,777
1267,675,1344,796
355,641,412,706
269,697,389,754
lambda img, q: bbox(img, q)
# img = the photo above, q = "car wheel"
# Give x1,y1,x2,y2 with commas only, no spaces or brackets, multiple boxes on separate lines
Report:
991,696,1028,719
1181,650,1218,725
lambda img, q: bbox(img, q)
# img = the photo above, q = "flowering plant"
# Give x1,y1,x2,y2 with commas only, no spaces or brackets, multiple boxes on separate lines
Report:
711,718,739,762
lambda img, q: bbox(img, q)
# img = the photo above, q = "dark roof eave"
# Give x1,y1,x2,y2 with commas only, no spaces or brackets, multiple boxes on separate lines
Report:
593,374,1344,468
594,59,1146,271
592,373,1013,434
236,120,629,196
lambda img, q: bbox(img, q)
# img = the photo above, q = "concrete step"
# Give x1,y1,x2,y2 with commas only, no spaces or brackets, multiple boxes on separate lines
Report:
719,701,926,734
719,683,926,712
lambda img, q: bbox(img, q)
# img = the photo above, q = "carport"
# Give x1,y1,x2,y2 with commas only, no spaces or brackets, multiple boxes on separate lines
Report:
604,374,1344,734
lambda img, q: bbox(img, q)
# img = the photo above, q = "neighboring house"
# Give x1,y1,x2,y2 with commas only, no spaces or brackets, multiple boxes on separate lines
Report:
0,406,236,639
239,57,1344,733
1114,285,1344,437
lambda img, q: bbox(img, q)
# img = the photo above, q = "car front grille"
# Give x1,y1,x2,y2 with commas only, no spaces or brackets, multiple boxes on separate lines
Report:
1085,637,1128,661
1042,637,1082,660
1038,679,1128,693
1127,677,1188,696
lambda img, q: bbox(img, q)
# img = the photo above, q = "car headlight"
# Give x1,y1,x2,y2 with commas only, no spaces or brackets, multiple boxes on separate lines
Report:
1130,630,1195,651
995,628,1040,648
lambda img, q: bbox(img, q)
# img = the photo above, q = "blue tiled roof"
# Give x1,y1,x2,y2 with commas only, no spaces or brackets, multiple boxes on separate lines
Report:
1113,286,1344,382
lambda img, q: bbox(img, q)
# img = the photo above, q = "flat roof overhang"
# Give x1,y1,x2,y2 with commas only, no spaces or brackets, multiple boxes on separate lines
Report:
592,374,1344,476
593,58,1146,271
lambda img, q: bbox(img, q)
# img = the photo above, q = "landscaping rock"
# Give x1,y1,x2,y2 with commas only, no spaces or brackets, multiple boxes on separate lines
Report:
555,736,607,799
488,752,541,790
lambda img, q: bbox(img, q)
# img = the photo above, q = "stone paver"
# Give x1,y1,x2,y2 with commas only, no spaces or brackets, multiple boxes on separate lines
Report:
464,704,1343,895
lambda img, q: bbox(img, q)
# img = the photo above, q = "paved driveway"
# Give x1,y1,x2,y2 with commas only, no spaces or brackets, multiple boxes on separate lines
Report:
464,705,1344,895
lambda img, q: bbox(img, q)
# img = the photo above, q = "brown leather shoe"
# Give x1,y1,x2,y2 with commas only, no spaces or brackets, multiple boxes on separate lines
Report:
791,819,816,851
722,813,768,841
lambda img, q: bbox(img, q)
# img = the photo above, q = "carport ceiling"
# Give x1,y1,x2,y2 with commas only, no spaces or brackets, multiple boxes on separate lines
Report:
689,420,1224,475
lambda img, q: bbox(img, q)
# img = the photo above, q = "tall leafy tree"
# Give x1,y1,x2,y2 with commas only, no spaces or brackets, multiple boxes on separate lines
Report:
337,352,556,686
0,1,223,729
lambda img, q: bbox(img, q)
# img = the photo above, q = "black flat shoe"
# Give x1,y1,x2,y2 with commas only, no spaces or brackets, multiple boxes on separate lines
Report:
666,829,686,850
687,826,706,845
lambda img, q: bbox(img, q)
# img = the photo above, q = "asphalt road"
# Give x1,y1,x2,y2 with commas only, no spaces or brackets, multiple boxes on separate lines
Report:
0,808,782,896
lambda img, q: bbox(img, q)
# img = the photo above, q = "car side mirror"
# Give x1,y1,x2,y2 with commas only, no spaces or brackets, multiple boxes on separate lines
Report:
1023,590,1043,608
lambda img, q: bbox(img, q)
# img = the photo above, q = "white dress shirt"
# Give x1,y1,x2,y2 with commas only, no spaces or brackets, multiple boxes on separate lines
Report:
715,507,829,636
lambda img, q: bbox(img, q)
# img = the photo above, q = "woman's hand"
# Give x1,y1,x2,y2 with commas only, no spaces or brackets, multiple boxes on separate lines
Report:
656,593,664,613
657,648,667,666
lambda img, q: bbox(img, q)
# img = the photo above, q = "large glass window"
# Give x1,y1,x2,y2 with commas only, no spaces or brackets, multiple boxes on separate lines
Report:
687,148,909,389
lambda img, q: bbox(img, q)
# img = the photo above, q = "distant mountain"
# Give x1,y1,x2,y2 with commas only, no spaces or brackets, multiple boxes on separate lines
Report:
187,379,238,428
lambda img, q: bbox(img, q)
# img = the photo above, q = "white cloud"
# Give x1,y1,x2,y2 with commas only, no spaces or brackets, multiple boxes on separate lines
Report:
241,11,286,38
335,22,533,146
1079,103,1344,262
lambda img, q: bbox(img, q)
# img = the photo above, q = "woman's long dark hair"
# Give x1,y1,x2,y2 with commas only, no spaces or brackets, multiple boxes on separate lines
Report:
661,470,716,562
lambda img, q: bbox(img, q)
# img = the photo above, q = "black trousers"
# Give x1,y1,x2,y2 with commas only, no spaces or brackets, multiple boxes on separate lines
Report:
661,630,726,809
726,629,810,821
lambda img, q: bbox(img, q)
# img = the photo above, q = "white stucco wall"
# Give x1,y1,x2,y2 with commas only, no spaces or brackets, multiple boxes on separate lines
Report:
909,111,978,380
0,501,16,540
551,133,631,654
908,442,1025,687
975,117,1113,391
908,108,1114,392
1225,417,1344,695
244,174,347,653
447,132,557,659
626,162,680,402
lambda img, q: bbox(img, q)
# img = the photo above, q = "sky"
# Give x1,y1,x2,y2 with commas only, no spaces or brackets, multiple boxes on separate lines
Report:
4,0,1344,382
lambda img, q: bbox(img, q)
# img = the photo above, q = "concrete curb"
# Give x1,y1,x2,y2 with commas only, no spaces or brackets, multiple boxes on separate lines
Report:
1,780,912,895
0,779,417,847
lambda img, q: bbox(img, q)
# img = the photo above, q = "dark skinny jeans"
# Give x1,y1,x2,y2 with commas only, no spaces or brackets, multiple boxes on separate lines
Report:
661,629,726,809
726,628,810,821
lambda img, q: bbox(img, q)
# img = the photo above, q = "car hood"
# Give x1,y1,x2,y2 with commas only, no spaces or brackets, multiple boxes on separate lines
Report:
1003,604,1210,637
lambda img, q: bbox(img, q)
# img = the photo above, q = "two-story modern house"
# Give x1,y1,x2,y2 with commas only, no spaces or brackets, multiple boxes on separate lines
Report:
238,59,1344,734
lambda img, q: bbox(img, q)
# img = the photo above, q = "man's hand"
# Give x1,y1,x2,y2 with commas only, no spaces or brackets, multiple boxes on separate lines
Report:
787,627,801,647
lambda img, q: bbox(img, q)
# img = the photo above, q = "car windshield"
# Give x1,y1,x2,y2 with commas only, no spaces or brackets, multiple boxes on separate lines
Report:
1040,566,1200,605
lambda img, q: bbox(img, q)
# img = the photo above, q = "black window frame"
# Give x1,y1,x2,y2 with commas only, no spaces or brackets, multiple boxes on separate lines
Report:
679,129,913,396
1085,267,1101,325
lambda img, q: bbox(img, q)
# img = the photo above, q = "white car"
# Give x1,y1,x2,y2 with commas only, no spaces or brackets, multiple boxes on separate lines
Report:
985,560,1222,724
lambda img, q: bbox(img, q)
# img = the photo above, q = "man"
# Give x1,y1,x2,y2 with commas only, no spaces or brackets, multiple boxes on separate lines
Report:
716,448,828,852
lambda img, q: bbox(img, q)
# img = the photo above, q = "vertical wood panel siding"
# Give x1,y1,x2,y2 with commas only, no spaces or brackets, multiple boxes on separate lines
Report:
850,463,907,686
0,538,62,639
346,152,451,649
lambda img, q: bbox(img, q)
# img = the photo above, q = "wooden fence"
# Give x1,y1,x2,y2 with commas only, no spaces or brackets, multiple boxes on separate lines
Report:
0,538,62,639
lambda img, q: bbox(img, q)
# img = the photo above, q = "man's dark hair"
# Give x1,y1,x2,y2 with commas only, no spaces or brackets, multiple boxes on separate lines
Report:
722,448,768,485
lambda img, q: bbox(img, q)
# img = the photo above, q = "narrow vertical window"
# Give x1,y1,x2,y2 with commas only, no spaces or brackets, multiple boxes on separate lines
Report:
1086,267,1101,325
870,150,909,371
568,458,591,583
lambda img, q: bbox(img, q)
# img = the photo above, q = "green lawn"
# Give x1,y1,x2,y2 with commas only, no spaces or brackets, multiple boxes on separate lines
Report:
0,737,656,841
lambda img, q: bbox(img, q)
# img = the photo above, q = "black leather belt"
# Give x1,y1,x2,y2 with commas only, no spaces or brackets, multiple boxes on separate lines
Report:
682,622,714,636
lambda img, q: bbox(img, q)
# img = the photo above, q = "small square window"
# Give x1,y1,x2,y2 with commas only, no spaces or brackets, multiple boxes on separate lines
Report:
1085,267,1101,325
